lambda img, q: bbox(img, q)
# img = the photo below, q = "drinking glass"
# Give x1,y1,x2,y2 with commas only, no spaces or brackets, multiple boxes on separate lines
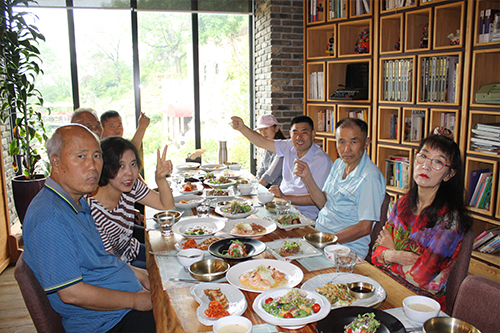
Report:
196,202,210,218
275,200,291,215
172,175,184,191
157,215,174,236
334,249,357,273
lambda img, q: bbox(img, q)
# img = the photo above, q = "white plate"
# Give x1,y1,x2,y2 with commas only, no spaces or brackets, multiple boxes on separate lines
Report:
222,218,277,238
172,217,225,239
226,259,304,293
264,214,316,230
190,283,247,326
200,164,228,172
215,206,257,219
176,162,200,170
301,273,387,309
219,170,243,179
204,178,237,189
204,188,235,199
208,197,248,209
174,235,229,254
174,194,205,209
265,238,323,261
179,182,204,194
252,288,330,329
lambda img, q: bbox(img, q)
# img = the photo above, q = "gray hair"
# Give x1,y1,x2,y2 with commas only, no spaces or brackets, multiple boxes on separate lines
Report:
46,124,99,160
71,107,99,123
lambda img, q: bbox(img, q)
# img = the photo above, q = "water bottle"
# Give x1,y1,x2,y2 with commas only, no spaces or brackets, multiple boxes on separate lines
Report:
218,140,228,164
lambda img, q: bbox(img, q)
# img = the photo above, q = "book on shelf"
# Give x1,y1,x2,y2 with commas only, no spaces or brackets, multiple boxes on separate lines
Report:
473,226,500,249
347,109,368,122
309,72,324,100
467,168,490,203
476,123,500,133
420,56,458,103
483,9,500,43
354,0,370,15
382,59,412,102
469,171,492,207
410,110,425,142
385,157,409,189
492,12,500,41
440,112,456,132
382,0,414,11
475,175,493,209
389,113,398,139
471,128,500,139
478,235,500,253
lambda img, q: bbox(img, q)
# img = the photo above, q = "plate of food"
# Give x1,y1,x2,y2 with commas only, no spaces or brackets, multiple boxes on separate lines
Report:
301,273,386,309
204,188,235,199
316,306,406,333
219,169,243,180
214,200,256,219
222,218,277,238
179,181,204,194
172,217,226,239
208,237,266,261
204,176,237,189
200,164,228,173
226,259,304,293
265,238,323,261
264,214,315,230
208,197,247,209
175,236,227,253
190,283,247,326
252,288,330,329
176,162,200,171
174,194,205,209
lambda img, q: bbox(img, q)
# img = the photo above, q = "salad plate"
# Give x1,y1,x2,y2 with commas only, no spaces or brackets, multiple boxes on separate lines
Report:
264,214,316,230
214,205,257,219
190,283,247,326
265,237,323,261
199,164,228,172
174,235,228,254
208,237,266,261
316,306,406,333
204,178,237,189
172,217,226,239
179,182,204,194
204,188,235,199
221,218,277,238
174,194,204,209
175,162,200,171
252,288,330,329
301,273,387,309
207,197,247,209
226,259,303,293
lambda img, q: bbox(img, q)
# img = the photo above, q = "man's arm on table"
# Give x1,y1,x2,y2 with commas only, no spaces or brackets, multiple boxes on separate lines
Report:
58,282,153,311
231,116,276,152
334,220,373,244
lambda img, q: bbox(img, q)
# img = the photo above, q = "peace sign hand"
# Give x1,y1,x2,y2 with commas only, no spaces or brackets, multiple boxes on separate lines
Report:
156,145,173,181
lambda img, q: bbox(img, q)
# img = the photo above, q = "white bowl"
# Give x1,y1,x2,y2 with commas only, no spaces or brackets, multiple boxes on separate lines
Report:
213,315,252,333
402,295,440,323
323,244,351,262
177,248,204,267
257,191,274,204
237,184,252,195
227,163,242,171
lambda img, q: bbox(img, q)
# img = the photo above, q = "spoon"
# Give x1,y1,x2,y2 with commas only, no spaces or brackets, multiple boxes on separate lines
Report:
149,251,201,259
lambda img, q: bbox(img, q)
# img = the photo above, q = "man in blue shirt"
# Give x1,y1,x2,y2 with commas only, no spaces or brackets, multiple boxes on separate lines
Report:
22,124,156,333
293,118,386,258
231,115,332,219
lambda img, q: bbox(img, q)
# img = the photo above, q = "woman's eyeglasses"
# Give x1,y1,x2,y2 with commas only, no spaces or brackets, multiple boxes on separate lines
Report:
415,153,450,171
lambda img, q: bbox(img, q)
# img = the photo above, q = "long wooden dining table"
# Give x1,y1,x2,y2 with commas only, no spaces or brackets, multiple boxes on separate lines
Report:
145,194,416,333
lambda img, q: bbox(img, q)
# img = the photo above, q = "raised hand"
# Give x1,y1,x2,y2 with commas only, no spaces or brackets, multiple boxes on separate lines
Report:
156,145,172,180
230,116,245,131
138,112,150,129
293,159,312,180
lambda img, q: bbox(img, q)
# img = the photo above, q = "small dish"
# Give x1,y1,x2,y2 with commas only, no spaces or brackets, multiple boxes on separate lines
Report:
177,248,204,268
213,316,252,333
257,191,274,204
348,282,375,299
189,259,230,282
265,214,315,230
227,163,242,171
179,182,204,194
222,218,277,238
215,206,257,219
237,183,252,195
265,238,323,261
174,194,205,209
200,164,228,172
265,202,276,213
303,232,338,248
323,244,351,262
204,178,237,189
403,295,441,323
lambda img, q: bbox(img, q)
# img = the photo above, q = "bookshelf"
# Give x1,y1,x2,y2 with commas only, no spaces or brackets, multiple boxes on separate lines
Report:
303,0,500,278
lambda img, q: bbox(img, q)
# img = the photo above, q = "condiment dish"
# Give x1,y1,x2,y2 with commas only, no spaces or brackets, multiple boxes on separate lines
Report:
213,315,252,333
403,295,440,323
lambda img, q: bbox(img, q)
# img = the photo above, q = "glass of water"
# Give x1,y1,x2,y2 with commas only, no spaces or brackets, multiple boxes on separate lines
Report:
196,202,210,218
157,215,174,237
275,200,291,215
334,249,357,273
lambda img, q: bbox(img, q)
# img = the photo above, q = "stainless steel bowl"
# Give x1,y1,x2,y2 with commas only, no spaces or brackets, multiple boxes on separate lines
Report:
166,210,182,222
423,317,481,333
303,232,338,248
153,211,175,224
265,202,276,213
348,282,375,299
189,259,229,282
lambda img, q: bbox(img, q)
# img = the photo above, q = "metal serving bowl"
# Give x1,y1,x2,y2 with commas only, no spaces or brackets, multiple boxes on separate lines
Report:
189,259,229,282
166,210,182,222
423,317,481,333
154,210,182,224
348,282,375,299
303,232,338,249
265,202,276,213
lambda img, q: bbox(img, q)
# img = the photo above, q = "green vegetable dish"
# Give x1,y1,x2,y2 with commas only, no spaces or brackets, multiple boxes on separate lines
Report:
262,288,321,319
222,200,252,214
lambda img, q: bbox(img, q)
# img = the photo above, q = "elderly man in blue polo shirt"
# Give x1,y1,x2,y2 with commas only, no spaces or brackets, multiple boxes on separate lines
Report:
293,118,386,259
22,124,156,333
231,115,332,220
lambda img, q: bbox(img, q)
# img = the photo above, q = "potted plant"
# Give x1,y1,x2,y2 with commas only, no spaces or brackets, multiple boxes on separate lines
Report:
1,0,50,223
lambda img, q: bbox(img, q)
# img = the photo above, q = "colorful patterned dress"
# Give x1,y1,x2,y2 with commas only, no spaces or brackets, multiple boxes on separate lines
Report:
372,193,464,311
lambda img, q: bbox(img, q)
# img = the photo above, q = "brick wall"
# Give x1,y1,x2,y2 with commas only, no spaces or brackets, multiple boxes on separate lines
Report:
255,0,304,134
1,121,19,226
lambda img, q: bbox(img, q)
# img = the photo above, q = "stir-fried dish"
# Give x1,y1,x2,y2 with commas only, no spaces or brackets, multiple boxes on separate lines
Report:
315,282,357,306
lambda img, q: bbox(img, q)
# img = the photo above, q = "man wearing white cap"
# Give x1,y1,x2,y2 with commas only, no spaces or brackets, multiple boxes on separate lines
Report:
254,114,286,188
231,114,333,220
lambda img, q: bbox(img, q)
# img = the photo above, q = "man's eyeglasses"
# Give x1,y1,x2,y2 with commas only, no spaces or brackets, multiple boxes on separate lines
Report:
415,153,450,171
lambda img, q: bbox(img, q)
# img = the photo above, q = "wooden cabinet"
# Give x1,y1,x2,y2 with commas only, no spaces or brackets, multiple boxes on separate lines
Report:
303,0,500,279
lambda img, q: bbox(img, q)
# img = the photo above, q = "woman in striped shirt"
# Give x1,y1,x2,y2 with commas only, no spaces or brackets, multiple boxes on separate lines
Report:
87,137,175,268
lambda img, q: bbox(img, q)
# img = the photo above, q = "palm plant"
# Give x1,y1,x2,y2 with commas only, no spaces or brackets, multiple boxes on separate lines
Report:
0,0,49,179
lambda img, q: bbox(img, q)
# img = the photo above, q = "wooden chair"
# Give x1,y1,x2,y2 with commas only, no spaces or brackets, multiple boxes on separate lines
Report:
365,192,391,262
445,227,475,315
14,253,65,333
452,275,500,333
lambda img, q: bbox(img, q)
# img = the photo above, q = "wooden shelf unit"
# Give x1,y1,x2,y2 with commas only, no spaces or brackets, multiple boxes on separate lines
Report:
303,0,500,277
